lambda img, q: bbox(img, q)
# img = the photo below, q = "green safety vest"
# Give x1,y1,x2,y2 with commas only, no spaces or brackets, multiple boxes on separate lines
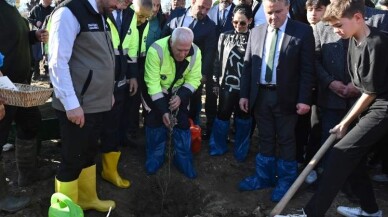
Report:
107,8,149,62
144,36,202,101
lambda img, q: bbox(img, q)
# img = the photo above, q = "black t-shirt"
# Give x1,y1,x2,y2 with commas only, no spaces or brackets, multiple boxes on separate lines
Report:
348,26,388,100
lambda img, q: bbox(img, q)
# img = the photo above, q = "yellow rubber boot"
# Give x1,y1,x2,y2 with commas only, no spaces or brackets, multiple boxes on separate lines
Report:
78,165,115,212
54,177,78,203
101,152,131,188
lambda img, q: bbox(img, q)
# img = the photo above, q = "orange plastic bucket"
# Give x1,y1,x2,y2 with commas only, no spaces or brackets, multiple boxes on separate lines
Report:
189,119,201,153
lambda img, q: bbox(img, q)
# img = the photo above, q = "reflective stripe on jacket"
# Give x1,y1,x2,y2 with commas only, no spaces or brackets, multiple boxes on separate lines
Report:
144,36,202,101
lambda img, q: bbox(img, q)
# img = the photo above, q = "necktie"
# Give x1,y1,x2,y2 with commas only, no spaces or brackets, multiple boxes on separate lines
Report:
220,9,226,24
188,18,196,29
265,28,279,83
116,10,122,34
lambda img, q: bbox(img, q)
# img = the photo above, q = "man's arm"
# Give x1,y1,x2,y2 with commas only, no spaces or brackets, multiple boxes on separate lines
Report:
144,46,171,127
176,47,202,108
314,24,347,98
330,93,376,138
239,31,253,113
144,47,169,114
201,22,217,80
213,33,225,85
296,25,315,114
48,8,84,127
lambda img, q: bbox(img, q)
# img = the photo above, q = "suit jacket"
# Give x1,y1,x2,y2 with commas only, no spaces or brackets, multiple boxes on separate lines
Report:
107,8,134,41
313,22,354,110
207,4,235,37
107,9,137,80
250,0,261,28
365,6,388,31
162,7,217,77
240,19,315,114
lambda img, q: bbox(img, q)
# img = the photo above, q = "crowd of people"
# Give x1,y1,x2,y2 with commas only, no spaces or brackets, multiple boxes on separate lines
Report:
1,0,388,216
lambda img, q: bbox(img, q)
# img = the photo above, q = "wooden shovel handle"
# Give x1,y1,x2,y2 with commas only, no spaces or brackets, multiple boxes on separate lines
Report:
269,134,337,217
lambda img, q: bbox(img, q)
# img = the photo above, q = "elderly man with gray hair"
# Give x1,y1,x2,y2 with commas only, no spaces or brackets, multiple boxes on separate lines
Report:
143,27,202,179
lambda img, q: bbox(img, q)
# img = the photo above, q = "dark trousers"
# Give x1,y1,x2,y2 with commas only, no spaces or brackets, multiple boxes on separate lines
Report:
0,105,41,156
295,112,311,164
253,88,298,161
56,110,106,181
296,90,321,164
371,134,388,174
305,105,322,162
100,88,126,153
305,105,388,216
126,90,141,134
189,84,203,124
217,89,250,120
205,80,218,130
305,108,348,168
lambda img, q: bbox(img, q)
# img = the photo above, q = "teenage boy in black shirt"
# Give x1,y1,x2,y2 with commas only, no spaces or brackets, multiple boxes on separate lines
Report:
277,0,388,217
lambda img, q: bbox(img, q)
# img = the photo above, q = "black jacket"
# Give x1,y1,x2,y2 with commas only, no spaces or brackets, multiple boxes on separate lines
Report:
0,1,39,83
27,3,54,28
162,7,217,78
214,30,249,92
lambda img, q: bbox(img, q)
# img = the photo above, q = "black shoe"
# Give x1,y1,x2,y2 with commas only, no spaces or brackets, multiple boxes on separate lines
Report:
202,130,211,141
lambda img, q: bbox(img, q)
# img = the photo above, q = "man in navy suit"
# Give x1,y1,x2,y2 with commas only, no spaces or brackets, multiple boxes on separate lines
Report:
238,0,314,202
162,0,217,138
208,0,235,36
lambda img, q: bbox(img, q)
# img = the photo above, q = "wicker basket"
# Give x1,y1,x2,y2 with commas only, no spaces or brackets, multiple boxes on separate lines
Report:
0,83,53,107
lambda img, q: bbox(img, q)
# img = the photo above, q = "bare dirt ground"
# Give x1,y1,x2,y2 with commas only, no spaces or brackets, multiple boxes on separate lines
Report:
1,81,388,217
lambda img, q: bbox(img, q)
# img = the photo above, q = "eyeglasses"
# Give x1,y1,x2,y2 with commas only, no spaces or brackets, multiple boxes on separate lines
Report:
232,21,247,26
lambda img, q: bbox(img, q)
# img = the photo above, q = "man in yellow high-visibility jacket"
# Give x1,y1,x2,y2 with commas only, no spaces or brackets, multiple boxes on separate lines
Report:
100,0,151,188
143,27,202,179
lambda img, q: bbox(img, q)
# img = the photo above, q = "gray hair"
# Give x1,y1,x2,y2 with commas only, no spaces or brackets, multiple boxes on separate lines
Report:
262,0,290,6
171,27,194,45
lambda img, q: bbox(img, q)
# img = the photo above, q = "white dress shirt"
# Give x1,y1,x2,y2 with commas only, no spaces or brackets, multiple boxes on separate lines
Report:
112,10,121,22
253,4,266,27
259,18,288,85
48,0,103,111
218,4,232,24
182,7,197,28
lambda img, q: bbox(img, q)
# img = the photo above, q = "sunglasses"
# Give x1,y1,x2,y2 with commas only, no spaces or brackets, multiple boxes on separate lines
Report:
232,21,247,26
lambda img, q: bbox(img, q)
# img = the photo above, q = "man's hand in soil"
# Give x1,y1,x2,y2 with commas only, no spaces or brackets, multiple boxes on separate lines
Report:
169,95,181,111
66,107,85,128
162,113,171,128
